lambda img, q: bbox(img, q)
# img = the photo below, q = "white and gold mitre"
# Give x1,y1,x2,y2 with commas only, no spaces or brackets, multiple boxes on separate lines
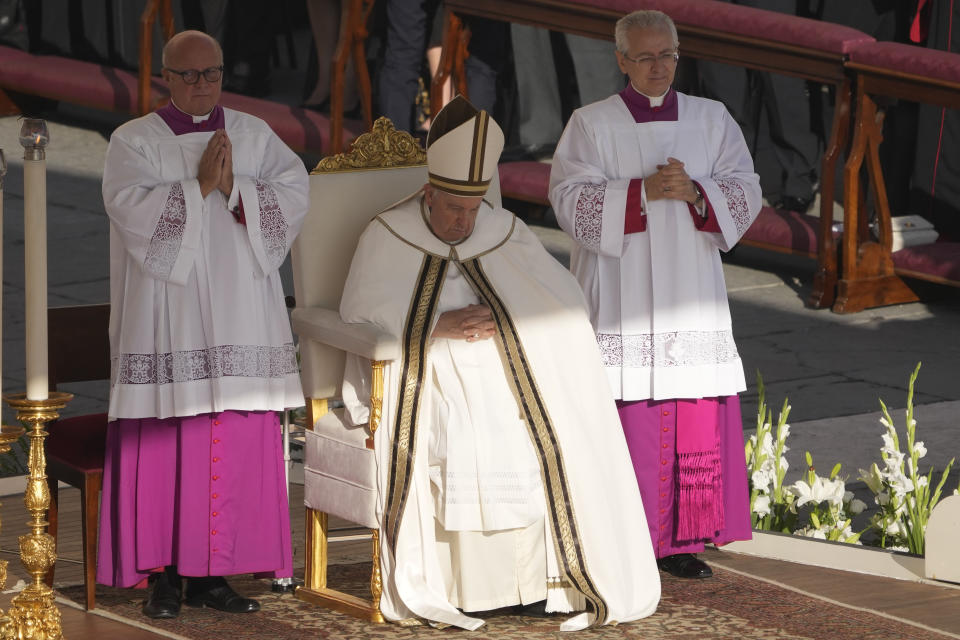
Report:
426,95,504,197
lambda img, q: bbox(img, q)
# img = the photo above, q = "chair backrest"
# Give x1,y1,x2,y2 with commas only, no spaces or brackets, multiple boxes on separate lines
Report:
48,303,111,388
291,117,502,400
292,118,428,400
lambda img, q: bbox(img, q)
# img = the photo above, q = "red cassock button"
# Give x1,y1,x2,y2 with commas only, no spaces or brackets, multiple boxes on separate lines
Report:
213,457,220,462
213,439,221,444
211,530,217,535
212,493,219,499
214,420,221,425
212,475,220,480
661,460,667,465
212,512,219,517
662,411,670,416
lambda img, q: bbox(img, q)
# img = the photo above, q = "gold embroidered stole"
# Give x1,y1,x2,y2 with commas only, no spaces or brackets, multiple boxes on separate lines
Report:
383,254,448,549
459,258,608,623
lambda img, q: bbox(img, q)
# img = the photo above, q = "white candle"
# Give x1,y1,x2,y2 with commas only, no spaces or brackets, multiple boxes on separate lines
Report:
20,121,48,401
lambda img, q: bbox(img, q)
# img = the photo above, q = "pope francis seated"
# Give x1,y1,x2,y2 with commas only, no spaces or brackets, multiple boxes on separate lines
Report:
337,96,661,631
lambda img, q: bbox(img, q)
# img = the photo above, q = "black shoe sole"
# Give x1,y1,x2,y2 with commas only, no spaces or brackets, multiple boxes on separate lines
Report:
183,599,260,613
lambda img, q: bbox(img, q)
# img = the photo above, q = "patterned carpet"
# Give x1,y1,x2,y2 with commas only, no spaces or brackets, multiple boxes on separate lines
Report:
59,562,949,640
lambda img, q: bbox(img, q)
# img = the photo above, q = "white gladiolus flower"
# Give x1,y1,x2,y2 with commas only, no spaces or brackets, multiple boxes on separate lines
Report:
879,416,892,429
878,492,890,506
917,476,928,488
753,495,771,517
884,450,905,471
913,441,927,458
759,432,773,455
890,475,914,497
881,432,896,452
779,423,791,440
752,469,773,491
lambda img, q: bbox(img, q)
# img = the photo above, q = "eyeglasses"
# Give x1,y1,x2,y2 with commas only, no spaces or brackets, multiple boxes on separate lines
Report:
621,51,679,67
165,66,224,84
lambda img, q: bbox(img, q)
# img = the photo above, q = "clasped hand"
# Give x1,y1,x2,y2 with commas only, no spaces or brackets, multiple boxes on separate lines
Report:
432,304,496,342
645,157,698,204
198,129,234,198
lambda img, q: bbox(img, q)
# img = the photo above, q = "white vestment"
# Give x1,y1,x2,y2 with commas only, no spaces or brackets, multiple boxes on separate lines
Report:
102,107,308,420
340,193,660,630
549,92,762,401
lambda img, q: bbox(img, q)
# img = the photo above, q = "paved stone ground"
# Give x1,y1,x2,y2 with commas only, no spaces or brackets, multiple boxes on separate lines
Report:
1,107,958,502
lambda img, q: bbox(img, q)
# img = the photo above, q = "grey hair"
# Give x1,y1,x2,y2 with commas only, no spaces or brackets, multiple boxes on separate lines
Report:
615,10,679,54
161,30,223,68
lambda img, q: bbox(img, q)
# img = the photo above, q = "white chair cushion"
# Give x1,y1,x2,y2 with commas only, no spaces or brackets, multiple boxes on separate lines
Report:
303,409,378,529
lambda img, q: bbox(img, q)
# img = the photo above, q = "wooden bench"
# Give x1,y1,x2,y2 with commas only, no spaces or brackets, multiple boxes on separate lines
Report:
437,0,875,308
835,41,960,312
0,0,362,156
0,44,354,155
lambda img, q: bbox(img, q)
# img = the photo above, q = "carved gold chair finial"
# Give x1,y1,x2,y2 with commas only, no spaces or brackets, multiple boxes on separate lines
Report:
314,117,426,174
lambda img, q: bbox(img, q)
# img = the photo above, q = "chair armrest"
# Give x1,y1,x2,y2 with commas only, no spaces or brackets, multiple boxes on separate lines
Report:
291,307,401,362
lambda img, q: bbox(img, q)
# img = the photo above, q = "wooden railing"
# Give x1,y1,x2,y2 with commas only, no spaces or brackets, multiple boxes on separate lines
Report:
137,0,175,116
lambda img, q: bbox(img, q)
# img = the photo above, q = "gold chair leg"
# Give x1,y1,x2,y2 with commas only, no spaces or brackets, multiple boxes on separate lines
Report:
296,508,385,623
370,530,382,619
303,508,327,590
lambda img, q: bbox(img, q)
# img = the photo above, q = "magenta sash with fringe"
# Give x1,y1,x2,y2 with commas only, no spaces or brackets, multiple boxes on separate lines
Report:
675,399,724,540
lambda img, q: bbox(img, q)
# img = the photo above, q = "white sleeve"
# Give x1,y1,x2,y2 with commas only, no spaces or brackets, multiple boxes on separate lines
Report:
101,131,204,286
696,108,763,252
236,128,310,276
549,111,631,258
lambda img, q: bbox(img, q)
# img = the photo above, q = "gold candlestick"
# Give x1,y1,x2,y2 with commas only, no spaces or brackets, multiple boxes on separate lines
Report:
0,420,25,637
2,391,71,640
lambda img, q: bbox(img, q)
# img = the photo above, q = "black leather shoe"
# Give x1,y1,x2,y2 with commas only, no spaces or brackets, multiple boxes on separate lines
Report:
142,566,182,619
657,553,713,579
184,576,260,613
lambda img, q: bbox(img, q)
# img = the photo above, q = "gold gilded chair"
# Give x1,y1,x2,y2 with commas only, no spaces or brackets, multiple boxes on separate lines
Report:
290,116,500,621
